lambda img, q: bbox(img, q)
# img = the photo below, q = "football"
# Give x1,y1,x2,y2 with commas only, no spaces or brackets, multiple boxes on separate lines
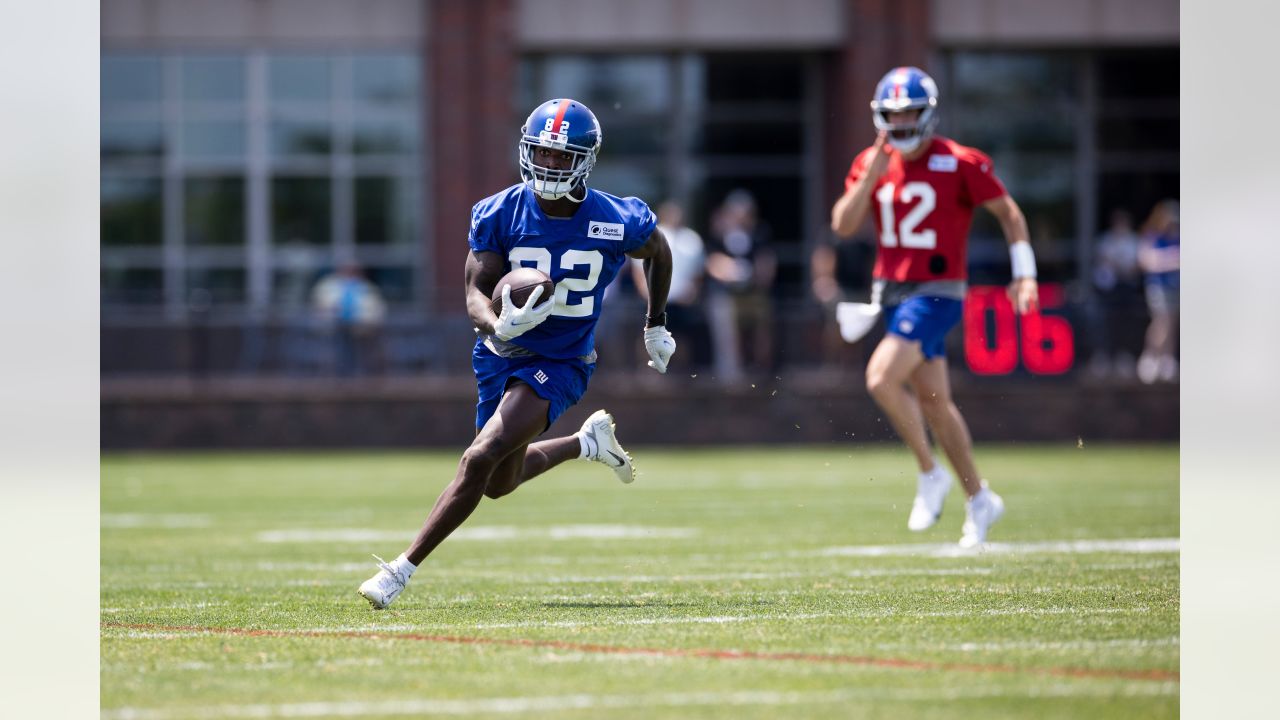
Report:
489,266,554,315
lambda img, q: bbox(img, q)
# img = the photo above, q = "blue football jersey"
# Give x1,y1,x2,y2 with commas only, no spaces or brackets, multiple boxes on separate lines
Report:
468,184,656,359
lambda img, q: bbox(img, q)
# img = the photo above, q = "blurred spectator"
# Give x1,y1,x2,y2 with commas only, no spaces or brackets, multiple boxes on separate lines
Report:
1137,199,1180,384
1084,209,1143,379
632,200,708,371
704,190,777,383
312,261,387,376
595,250,646,370
810,233,875,364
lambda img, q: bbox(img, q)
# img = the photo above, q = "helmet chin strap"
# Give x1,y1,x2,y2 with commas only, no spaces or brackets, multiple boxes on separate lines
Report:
533,180,587,203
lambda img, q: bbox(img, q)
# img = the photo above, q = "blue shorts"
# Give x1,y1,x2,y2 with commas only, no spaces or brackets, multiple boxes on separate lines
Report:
883,295,963,360
472,342,595,432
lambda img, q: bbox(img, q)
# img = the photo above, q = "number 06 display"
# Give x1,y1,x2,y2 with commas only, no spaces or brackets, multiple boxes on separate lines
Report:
964,284,1074,375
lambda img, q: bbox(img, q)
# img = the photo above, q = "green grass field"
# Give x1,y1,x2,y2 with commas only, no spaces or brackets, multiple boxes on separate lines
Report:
102,444,1178,719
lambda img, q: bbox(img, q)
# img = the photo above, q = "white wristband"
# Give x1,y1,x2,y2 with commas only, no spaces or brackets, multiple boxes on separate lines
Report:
1009,241,1037,279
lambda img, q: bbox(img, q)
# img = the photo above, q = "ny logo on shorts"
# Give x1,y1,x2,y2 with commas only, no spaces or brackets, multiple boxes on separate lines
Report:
534,370,549,384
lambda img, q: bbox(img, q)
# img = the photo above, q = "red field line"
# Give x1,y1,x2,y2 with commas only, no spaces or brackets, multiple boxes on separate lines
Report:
102,621,1179,682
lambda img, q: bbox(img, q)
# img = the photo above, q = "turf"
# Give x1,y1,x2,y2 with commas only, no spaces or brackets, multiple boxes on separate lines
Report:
101,444,1178,719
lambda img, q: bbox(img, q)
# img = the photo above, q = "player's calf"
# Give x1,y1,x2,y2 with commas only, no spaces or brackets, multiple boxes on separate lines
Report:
483,470,522,499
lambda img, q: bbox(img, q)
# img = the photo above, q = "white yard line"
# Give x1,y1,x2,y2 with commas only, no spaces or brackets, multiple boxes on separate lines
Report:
101,683,1178,719
103,602,227,614
103,602,1162,643
489,605,1157,627
246,565,991,582
102,514,213,529
263,605,1158,635
256,525,697,544
110,631,206,639
812,538,1180,558
873,637,1179,653
480,567,993,583
461,612,838,630
255,562,374,573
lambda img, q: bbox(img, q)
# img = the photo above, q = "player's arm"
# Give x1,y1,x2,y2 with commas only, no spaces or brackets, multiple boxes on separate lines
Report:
465,249,554,340
981,193,1040,314
627,226,673,323
831,131,891,238
627,226,677,373
464,250,506,335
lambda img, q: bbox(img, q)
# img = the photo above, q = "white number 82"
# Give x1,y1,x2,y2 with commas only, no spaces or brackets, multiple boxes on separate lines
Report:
543,117,571,132
507,247,601,318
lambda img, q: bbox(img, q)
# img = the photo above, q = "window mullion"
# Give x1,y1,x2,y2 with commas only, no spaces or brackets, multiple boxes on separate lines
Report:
247,51,271,316
163,54,185,321
334,54,354,262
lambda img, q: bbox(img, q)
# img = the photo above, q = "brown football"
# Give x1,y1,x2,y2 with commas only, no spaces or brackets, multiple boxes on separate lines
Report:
489,266,554,315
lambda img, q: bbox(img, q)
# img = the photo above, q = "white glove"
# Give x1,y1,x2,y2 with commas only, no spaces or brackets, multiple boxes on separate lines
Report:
492,284,554,341
835,302,882,344
643,325,676,373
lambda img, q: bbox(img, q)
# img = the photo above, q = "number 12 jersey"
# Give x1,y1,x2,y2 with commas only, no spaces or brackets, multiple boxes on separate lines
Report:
845,136,1007,283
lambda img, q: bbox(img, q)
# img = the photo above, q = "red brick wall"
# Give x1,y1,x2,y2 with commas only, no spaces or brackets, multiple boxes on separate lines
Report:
824,0,931,217
426,0,518,313
102,379,1178,449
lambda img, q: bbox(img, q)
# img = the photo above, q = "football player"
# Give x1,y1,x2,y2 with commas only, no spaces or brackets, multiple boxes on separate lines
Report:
358,99,676,608
830,67,1039,547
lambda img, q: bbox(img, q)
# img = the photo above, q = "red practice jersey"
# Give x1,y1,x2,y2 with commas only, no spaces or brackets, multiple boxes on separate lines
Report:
845,136,1007,283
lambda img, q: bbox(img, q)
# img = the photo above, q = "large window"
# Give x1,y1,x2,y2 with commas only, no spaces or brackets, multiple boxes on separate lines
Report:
941,52,1081,283
101,51,424,317
519,52,818,299
1093,48,1179,239
939,49,1179,284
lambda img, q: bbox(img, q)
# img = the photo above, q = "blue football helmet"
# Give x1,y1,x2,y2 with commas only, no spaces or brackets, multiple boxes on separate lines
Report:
870,66,939,153
518,98,602,202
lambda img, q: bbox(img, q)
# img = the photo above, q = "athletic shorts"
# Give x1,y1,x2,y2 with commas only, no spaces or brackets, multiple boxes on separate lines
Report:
883,295,963,361
472,341,595,432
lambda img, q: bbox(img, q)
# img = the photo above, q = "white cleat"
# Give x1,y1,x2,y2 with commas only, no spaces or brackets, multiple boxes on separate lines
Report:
907,464,953,531
579,409,635,484
959,486,1005,548
357,554,408,609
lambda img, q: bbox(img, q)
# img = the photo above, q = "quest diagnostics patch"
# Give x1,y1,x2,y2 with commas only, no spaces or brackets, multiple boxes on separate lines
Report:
928,154,958,172
588,221,625,241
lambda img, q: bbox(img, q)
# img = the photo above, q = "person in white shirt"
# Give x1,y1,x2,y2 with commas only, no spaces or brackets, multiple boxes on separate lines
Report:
632,200,708,372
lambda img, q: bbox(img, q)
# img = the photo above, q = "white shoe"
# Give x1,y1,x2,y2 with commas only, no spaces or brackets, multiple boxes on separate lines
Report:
579,409,635,483
357,555,409,609
907,464,952,531
959,486,1005,548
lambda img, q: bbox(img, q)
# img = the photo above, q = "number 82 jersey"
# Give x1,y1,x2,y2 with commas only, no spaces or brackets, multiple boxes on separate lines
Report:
468,183,656,359
845,136,1007,283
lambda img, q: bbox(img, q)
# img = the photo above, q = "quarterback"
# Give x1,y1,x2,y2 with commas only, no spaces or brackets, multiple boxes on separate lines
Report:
831,67,1039,547
358,99,675,608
